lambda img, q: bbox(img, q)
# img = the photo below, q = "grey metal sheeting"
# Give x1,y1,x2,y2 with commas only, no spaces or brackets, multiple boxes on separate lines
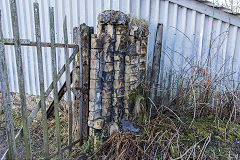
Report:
0,0,240,95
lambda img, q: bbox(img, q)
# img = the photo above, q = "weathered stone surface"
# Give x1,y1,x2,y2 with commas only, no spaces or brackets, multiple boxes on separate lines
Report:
114,55,121,61
104,24,114,37
113,106,119,116
91,34,103,49
89,127,95,136
88,120,94,127
103,52,113,62
109,122,119,136
98,10,129,25
125,81,139,91
113,80,124,89
104,63,114,72
93,119,104,129
102,71,114,82
103,82,113,91
139,54,146,63
124,94,130,101
102,105,111,117
102,98,112,107
90,69,100,80
129,81,139,90
139,62,146,70
125,73,138,83
91,49,101,60
124,108,129,114
115,34,128,52
141,37,148,46
125,55,139,65
89,110,102,121
103,42,115,53
128,17,149,38
89,101,102,112
123,100,128,108
126,44,138,56
102,89,113,99
136,40,141,54
113,88,125,98
97,24,103,36
89,88,102,102
114,52,125,60
125,64,139,74
114,71,124,80
114,61,125,71
90,79,102,89
89,10,149,139
113,97,124,106
140,46,147,54
102,98,112,117
116,25,128,35
129,36,135,43
90,59,100,70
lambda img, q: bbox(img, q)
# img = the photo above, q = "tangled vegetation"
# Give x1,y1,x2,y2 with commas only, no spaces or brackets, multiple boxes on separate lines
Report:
80,62,240,159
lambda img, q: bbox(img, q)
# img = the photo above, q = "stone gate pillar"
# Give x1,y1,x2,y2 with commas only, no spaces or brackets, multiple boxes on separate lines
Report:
88,10,149,141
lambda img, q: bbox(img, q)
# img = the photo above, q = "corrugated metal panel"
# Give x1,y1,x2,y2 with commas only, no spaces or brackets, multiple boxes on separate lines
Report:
0,0,240,95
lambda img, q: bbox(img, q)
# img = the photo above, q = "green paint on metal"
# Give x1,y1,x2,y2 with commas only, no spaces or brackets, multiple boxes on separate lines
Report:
0,10,17,160
9,0,32,159
33,3,49,159
63,16,73,155
49,7,62,160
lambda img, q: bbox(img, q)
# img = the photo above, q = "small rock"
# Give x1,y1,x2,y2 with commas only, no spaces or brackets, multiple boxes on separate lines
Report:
109,122,119,136
119,119,140,133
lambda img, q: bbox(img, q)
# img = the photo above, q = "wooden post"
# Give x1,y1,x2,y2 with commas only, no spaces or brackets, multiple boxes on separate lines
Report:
33,3,50,159
150,24,163,113
78,26,83,145
81,25,92,142
49,7,62,159
72,24,92,143
9,0,32,159
0,10,17,160
72,27,80,142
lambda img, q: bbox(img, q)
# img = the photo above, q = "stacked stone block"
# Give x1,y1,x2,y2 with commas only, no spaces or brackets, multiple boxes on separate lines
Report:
139,37,148,77
89,11,149,137
102,29,114,122
115,25,128,120
89,34,103,137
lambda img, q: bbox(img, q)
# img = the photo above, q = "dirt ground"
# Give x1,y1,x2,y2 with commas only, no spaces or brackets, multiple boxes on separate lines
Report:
0,92,69,159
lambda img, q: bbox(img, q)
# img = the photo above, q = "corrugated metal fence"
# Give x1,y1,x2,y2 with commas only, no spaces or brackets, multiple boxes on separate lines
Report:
1,0,240,95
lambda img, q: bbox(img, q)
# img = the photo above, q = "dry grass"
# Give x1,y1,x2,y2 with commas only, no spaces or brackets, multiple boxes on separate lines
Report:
90,59,240,159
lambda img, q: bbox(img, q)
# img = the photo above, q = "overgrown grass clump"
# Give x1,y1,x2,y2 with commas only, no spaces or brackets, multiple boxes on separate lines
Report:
85,63,240,159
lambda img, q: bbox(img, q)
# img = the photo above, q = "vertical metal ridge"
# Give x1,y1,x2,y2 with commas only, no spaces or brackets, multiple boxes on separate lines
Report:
2,0,240,95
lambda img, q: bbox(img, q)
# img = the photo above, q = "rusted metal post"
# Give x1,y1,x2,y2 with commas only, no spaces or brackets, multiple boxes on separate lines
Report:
0,10,17,160
33,3,49,159
49,7,62,159
9,0,32,159
63,16,73,154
